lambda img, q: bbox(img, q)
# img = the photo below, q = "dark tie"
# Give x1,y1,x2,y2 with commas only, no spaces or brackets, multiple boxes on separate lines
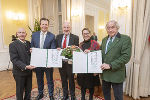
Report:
63,35,67,49
107,37,112,51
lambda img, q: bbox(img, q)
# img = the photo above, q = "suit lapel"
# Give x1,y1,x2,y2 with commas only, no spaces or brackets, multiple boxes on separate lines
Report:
37,32,40,48
106,33,121,54
44,32,50,48
17,40,27,55
102,37,108,54
68,34,73,46
58,34,63,47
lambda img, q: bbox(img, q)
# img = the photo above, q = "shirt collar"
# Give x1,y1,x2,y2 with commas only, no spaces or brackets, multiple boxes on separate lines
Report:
63,33,70,37
40,31,47,35
18,38,26,43
108,33,117,42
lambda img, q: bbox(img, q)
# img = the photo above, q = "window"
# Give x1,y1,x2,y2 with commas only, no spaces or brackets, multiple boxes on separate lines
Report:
58,0,62,34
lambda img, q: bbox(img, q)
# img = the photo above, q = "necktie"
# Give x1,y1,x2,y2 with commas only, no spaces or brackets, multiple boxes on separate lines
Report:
63,35,67,48
107,37,112,51
40,33,45,49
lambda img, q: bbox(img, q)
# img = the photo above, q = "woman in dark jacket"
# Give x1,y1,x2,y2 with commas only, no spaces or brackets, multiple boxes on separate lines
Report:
77,28,100,100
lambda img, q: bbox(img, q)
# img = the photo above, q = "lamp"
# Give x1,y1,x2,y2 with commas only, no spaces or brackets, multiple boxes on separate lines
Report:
117,0,129,14
6,11,25,24
99,26,105,30
118,3,128,11
99,25,107,41
71,8,81,17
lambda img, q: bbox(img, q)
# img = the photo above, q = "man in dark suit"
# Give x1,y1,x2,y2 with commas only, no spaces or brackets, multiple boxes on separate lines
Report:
31,18,56,100
100,20,132,100
9,28,35,100
56,22,79,100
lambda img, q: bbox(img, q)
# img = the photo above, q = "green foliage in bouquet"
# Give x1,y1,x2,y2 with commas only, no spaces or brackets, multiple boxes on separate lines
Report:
28,19,41,33
61,45,80,59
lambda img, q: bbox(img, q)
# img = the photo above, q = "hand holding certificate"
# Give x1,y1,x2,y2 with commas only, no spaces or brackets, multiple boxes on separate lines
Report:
73,50,102,73
30,48,62,67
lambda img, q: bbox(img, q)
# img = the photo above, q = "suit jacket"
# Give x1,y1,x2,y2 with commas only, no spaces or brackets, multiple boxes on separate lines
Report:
31,31,56,49
9,40,32,76
56,33,79,48
100,32,132,83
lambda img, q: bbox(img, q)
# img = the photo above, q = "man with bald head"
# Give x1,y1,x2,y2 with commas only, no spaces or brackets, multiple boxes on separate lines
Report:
56,21,79,100
9,28,35,100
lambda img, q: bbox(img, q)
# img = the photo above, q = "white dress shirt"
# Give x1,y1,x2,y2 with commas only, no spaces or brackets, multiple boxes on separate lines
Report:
61,34,70,48
40,31,47,48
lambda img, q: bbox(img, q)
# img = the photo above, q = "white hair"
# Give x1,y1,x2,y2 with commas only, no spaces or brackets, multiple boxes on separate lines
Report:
106,20,120,29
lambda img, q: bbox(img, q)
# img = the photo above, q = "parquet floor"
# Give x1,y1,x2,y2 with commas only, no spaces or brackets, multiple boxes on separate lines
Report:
0,69,150,100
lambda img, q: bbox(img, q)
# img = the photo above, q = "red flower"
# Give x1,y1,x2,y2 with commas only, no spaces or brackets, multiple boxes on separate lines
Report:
149,35,150,42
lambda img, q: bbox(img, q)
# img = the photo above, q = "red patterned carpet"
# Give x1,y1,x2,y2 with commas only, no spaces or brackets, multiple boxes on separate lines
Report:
3,79,104,100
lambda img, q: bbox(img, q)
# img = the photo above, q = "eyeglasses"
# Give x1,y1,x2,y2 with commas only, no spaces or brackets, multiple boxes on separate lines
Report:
106,26,117,30
83,33,90,35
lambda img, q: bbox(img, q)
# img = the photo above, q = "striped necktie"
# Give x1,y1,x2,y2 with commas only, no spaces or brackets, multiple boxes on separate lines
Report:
107,37,112,51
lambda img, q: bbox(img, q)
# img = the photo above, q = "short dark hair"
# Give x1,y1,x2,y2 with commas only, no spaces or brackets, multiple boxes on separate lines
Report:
40,18,49,25
82,28,91,34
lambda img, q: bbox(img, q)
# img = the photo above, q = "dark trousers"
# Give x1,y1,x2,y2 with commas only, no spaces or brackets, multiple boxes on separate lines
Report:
13,74,32,100
59,62,75,97
35,67,54,96
102,80,123,100
81,87,94,100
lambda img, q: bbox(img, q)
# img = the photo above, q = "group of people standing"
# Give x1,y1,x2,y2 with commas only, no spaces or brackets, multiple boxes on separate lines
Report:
9,17,132,100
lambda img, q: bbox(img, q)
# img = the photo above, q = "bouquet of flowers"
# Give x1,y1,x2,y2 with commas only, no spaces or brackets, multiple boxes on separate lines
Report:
61,45,80,59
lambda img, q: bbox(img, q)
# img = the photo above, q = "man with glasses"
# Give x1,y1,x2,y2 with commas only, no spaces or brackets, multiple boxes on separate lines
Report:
100,20,132,100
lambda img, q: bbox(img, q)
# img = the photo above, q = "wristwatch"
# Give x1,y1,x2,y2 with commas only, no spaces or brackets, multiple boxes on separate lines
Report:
24,66,27,70
109,64,112,69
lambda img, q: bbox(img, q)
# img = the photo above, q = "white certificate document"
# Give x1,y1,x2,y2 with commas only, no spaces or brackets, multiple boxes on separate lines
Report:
73,50,102,73
47,49,62,67
30,48,62,67
88,51,102,73
73,52,87,73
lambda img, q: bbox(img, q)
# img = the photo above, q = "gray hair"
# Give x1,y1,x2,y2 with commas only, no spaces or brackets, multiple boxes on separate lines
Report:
105,20,120,29
63,21,71,27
